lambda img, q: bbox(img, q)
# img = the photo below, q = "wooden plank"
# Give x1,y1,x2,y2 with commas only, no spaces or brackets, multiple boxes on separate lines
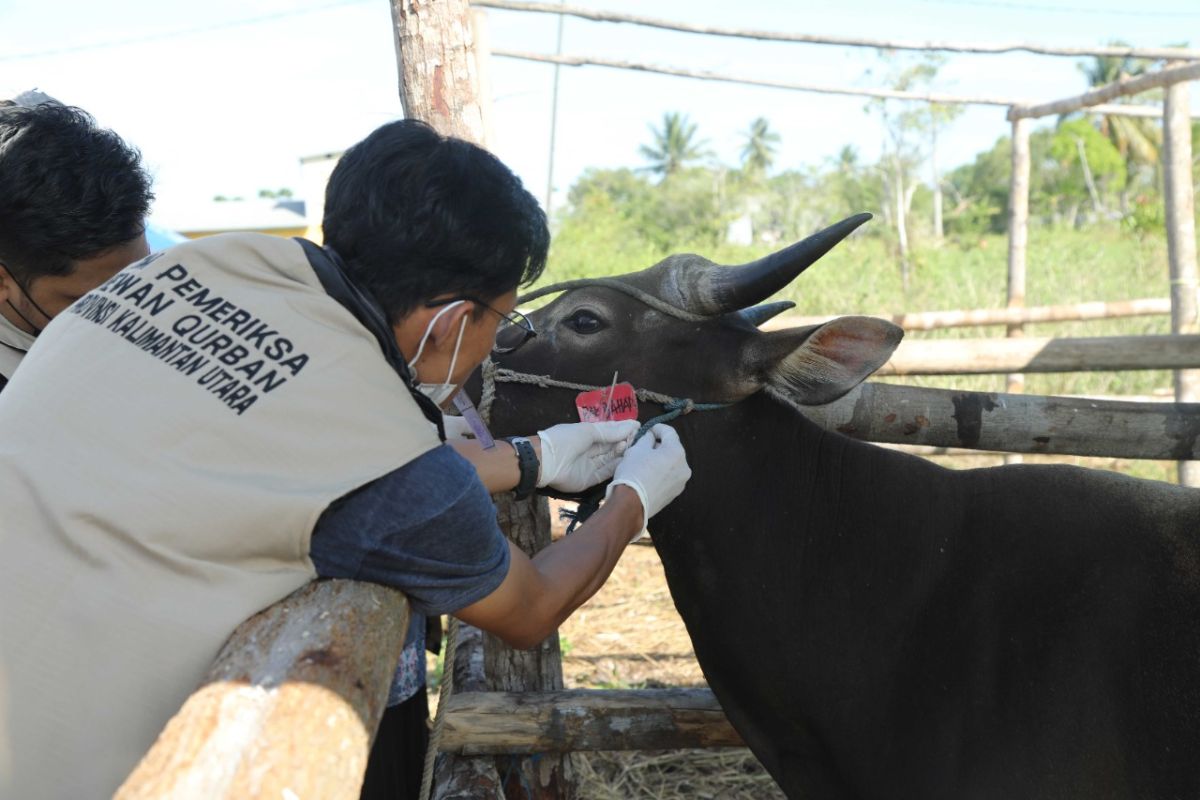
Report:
765,297,1172,332
117,581,409,800
475,0,1200,62
786,382,1200,460
876,334,1200,376
438,689,744,754
1163,72,1200,486
1009,61,1200,120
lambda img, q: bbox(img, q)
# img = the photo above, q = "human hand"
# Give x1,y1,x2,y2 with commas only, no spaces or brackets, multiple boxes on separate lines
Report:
604,424,691,530
537,420,640,492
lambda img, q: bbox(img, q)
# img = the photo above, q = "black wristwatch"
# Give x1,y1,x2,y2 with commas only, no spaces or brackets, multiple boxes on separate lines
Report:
504,436,540,500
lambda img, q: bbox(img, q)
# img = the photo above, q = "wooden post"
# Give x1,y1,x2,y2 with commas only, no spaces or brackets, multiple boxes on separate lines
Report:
1163,73,1200,487
483,494,579,798
389,6,574,794
434,498,573,799
117,581,410,799
389,0,488,142
1005,114,1031,465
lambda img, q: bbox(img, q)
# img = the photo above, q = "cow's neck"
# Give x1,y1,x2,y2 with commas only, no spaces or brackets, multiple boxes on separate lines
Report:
652,388,962,569
648,389,965,746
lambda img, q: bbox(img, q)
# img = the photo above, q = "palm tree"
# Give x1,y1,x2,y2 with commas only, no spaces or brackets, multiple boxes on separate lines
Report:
1075,44,1161,204
740,117,781,177
638,112,710,178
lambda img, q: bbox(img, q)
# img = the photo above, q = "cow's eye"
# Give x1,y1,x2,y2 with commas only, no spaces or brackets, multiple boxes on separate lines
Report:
564,309,605,334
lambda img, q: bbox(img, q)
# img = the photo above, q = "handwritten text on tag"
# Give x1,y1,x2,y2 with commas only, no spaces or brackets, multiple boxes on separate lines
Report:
576,382,638,422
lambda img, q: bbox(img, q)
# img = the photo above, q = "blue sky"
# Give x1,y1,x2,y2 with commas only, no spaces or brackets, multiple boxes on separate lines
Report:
1,0,1196,225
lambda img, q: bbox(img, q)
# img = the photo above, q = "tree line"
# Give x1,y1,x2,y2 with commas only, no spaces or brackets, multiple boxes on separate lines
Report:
554,47,1199,281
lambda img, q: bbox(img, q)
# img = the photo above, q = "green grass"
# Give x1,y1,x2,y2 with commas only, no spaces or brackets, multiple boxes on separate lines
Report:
539,225,1183,481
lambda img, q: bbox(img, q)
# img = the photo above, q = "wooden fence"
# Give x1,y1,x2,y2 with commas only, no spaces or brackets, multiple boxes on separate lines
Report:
117,4,1200,799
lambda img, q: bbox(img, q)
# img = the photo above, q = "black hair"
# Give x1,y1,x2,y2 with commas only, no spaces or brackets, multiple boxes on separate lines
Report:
322,119,548,321
0,103,153,282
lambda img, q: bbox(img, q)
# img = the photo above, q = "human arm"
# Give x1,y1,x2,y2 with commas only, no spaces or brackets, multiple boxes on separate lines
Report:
447,419,639,495
454,486,644,648
448,435,542,495
309,426,687,651
454,425,690,648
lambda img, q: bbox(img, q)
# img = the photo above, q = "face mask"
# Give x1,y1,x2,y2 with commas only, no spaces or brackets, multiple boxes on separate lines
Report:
407,300,468,408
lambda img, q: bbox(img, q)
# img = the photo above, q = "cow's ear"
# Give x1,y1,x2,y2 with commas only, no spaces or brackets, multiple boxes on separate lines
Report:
747,316,903,405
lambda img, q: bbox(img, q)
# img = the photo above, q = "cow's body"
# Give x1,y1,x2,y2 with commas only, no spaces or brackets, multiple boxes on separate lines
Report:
479,214,1200,798
655,392,1200,799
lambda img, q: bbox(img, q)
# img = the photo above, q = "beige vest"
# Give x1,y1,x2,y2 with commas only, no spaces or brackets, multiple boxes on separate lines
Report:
0,312,33,381
0,233,441,799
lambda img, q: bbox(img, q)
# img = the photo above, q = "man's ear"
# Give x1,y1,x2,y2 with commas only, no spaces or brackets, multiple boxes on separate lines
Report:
744,316,903,405
427,301,473,344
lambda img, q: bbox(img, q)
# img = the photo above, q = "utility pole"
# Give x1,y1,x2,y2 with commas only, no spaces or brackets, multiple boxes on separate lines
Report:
544,0,566,216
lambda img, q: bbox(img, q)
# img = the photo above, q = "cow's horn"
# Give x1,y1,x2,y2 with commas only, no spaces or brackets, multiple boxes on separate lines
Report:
738,301,795,326
696,213,872,314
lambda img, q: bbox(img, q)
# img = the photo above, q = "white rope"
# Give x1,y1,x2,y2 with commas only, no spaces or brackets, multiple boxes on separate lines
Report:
419,615,460,800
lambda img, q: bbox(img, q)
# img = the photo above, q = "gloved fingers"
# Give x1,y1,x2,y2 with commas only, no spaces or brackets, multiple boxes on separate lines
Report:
588,419,640,443
625,429,660,455
649,423,681,449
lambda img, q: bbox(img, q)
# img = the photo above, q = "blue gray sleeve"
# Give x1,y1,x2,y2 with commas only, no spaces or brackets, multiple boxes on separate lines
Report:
310,444,511,616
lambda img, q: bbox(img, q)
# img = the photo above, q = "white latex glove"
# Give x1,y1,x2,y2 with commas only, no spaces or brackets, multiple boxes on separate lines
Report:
442,413,474,441
536,420,640,493
604,423,691,534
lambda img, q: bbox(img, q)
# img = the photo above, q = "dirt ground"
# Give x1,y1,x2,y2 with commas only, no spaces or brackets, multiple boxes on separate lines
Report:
549,501,786,800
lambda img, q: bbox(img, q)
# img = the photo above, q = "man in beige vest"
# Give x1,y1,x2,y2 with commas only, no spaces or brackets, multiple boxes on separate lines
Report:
0,97,152,390
0,119,690,799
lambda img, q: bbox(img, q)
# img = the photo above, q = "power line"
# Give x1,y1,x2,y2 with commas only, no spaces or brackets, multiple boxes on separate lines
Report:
915,0,1200,17
0,0,372,63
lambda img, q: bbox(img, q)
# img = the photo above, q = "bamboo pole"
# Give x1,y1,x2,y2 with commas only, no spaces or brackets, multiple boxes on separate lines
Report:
764,297,1172,332
876,333,1200,376
117,581,410,799
1009,61,1200,121
474,0,1200,62
491,50,1192,119
438,689,743,754
787,383,1200,460
1163,73,1200,487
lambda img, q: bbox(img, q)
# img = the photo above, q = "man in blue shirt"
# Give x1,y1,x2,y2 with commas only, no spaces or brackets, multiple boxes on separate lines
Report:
309,119,692,799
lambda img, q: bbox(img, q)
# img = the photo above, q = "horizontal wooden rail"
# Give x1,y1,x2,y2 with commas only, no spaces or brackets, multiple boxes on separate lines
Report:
475,0,1200,61
118,580,409,800
766,297,1171,332
493,50,1190,118
877,333,1200,375
790,382,1200,460
438,688,743,754
1009,61,1200,120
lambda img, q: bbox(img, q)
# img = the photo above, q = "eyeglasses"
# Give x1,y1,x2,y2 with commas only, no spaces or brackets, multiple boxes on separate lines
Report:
425,297,538,354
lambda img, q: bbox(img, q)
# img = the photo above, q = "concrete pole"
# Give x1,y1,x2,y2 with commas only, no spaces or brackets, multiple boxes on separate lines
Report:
1162,75,1200,487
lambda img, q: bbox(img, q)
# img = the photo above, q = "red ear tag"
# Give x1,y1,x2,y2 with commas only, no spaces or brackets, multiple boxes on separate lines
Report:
576,382,638,422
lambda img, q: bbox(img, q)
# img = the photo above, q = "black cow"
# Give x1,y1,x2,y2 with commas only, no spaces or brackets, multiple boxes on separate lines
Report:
473,215,1200,799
